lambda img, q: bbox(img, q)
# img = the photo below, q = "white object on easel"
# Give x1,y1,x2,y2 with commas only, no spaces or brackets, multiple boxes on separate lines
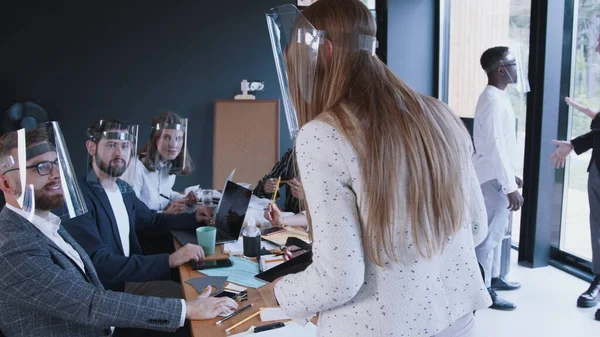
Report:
234,80,256,100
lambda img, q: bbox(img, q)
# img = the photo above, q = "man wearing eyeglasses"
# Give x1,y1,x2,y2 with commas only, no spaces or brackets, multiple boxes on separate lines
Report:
0,124,237,337
472,46,526,311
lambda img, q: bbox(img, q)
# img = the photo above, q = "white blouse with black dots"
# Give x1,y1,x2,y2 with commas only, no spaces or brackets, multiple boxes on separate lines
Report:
273,119,492,337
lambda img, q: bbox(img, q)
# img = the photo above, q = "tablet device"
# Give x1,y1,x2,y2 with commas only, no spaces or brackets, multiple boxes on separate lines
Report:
254,251,313,283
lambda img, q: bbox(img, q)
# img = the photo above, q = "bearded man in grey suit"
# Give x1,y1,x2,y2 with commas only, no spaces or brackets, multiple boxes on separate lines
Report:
0,123,237,337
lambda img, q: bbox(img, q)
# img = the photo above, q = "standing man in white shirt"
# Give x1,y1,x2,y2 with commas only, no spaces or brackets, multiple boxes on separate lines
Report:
473,46,526,311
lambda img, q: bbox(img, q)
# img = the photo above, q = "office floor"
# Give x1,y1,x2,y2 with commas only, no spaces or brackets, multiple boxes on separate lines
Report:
471,250,598,337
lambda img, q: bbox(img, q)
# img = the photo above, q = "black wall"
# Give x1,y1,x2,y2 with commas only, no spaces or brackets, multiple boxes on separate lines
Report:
387,0,436,96
0,0,438,191
0,0,291,190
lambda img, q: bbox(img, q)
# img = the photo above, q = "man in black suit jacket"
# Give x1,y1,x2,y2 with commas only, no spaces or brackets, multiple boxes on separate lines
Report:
550,98,600,320
62,120,211,298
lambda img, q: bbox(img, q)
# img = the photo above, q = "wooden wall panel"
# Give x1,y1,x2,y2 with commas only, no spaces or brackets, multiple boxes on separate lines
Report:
448,0,511,117
213,100,279,189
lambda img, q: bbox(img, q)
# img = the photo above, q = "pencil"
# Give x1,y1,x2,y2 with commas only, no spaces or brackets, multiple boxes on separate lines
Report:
215,303,252,325
225,308,266,333
265,258,285,263
271,177,281,204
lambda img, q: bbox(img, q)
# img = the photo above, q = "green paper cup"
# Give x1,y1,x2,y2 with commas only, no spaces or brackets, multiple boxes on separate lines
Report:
196,226,216,255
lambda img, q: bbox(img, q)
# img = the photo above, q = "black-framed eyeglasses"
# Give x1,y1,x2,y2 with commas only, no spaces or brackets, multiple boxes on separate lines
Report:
3,159,59,176
501,62,517,68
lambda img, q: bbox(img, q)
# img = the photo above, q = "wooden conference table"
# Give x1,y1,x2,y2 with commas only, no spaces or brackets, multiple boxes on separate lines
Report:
174,240,282,337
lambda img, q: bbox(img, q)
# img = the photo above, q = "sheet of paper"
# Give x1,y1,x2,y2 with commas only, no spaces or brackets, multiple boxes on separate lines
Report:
200,256,267,288
259,254,286,271
225,283,247,292
227,322,316,337
229,326,255,337
254,322,317,337
261,227,311,246
259,307,291,322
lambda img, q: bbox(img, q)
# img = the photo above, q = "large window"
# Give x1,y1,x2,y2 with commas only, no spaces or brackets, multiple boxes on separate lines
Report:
442,0,531,246
560,0,600,261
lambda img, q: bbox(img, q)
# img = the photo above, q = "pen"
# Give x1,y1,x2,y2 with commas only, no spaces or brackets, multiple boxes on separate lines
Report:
225,308,266,333
159,194,171,200
215,303,253,325
254,322,286,333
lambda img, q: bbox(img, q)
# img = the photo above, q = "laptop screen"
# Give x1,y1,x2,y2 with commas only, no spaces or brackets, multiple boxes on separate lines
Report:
214,180,252,243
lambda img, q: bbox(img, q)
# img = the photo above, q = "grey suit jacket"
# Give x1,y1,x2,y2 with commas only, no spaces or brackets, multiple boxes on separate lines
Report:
0,206,182,337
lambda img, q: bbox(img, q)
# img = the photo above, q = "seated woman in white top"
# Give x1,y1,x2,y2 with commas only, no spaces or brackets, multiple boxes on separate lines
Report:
123,111,196,214
260,1,492,336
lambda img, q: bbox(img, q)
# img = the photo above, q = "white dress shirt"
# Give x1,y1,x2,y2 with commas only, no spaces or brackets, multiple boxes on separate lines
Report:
102,185,187,326
104,187,131,257
6,204,86,272
473,85,519,194
122,157,183,211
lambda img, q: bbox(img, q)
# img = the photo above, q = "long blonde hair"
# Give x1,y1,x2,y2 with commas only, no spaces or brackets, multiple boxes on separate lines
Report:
288,0,472,265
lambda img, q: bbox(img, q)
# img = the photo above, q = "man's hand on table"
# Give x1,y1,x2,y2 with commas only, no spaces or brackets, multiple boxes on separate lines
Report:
186,286,238,320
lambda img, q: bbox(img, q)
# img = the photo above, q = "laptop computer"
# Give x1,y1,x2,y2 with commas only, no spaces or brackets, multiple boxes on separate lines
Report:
171,170,251,245
212,180,252,244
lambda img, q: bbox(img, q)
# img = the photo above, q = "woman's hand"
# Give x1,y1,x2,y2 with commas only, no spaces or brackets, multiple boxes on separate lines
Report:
263,178,278,194
565,96,598,119
287,178,304,200
264,203,284,226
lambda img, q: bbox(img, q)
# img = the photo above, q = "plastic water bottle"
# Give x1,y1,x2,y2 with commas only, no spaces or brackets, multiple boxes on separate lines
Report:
242,216,261,258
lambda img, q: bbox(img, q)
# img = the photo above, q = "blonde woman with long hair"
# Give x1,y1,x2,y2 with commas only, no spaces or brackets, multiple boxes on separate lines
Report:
261,0,491,336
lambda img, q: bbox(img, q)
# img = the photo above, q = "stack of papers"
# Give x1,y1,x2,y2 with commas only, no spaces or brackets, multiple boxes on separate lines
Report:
259,254,286,271
229,322,317,337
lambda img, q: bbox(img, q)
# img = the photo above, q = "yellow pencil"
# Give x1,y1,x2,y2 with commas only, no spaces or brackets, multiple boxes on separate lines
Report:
224,308,266,334
271,176,281,205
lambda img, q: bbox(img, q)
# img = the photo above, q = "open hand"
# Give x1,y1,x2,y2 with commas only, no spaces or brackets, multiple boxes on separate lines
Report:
169,243,205,268
185,286,238,320
548,140,574,169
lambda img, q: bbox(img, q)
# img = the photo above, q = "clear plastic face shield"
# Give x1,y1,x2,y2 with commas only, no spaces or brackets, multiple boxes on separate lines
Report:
266,4,378,141
86,120,138,193
148,118,188,173
485,45,530,94
0,122,87,221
